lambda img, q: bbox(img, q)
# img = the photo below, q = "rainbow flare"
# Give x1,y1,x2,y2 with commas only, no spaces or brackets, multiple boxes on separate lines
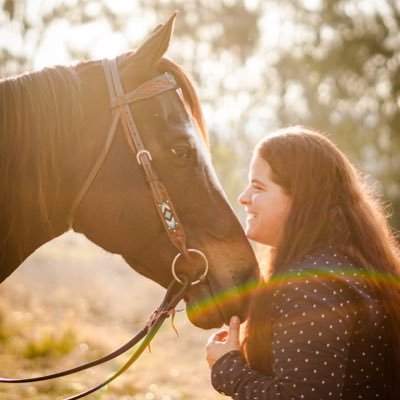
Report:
186,265,400,321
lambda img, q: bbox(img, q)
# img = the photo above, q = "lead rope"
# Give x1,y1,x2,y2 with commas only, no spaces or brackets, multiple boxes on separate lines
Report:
0,276,190,399
63,276,190,400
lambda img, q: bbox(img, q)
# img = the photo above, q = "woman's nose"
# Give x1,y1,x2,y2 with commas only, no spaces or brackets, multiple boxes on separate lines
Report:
238,186,250,206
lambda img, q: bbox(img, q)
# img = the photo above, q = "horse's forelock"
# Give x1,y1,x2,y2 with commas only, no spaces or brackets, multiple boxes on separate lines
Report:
157,58,209,149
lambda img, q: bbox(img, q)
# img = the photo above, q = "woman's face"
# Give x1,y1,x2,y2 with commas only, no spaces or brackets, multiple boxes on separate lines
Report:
238,155,292,247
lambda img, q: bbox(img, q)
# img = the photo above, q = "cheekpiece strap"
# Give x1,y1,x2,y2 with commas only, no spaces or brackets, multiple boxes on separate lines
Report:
102,58,190,256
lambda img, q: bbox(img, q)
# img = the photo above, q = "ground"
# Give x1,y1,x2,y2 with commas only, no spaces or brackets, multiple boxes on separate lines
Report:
0,232,226,400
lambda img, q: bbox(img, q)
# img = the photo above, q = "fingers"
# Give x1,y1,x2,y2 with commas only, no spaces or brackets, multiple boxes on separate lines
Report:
207,316,241,345
215,330,229,341
205,317,241,368
226,316,241,345
207,329,228,344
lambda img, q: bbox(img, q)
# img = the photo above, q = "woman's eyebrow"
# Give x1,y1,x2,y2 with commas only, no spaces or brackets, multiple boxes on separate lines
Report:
251,178,267,187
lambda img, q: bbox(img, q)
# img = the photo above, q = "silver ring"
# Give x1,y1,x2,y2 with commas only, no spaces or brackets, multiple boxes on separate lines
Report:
136,149,152,165
171,249,209,286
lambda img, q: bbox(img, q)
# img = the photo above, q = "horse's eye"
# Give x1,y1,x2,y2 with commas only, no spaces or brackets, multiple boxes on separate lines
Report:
170,146,191,159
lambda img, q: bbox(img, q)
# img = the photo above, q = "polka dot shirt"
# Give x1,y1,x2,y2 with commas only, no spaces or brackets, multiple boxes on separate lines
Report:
211,247,392,399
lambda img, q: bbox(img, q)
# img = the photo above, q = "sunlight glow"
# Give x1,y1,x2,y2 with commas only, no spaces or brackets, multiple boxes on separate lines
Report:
17,0,150,68
186,267,400,321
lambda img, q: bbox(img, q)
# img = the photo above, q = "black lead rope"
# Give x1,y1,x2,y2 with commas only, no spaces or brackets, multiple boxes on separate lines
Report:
0,276,190,400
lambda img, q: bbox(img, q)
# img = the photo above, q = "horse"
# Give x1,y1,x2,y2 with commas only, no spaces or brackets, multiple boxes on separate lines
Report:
0,13,258,331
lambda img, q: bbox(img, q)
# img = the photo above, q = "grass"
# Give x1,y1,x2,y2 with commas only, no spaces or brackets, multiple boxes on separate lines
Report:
23,328,76,359
0,232,226,400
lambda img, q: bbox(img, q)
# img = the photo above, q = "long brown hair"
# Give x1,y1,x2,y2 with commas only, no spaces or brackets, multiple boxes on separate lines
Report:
242,126,400,391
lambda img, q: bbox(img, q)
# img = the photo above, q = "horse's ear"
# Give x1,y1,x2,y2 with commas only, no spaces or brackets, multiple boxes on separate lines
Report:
151,24,163,34
133,12,177,66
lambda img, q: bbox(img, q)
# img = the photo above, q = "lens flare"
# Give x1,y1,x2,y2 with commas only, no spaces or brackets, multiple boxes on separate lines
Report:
186,266,400,321
187,277,260,320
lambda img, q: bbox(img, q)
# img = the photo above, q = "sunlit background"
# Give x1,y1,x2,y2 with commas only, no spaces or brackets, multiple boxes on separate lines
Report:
1,0,399,399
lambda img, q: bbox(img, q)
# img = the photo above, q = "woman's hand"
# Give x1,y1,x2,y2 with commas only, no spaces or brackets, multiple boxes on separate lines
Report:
206,316,241,368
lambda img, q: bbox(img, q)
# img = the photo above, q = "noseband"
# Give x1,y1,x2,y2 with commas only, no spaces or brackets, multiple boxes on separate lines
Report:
0,58,209,398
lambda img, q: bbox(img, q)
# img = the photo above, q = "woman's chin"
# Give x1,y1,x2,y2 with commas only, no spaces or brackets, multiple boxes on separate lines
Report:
245,228,257,242
244,225,251,237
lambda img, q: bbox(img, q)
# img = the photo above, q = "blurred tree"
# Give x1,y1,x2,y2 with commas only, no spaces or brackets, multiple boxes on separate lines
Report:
0,0,262,214
0,0,136,73
261,0,400,229
1,0,399,229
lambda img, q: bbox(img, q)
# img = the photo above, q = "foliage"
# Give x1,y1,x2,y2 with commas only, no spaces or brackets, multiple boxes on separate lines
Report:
267,0,400,228
23,328,76,359
1,0,399,229
0,316,14,344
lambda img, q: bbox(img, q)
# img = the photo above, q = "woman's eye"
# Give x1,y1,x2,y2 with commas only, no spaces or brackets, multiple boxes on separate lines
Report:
170,146,191,159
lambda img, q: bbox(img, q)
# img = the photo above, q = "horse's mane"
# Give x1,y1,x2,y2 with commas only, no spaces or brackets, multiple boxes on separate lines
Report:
0,56,208,254
157,58,209,148
0,65,82,248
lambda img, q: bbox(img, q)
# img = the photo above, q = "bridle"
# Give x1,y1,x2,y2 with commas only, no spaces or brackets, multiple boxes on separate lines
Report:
0,58,209,398
70,57,209,286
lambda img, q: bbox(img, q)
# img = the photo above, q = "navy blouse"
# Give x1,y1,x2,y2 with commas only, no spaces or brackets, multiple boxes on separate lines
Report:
211,247,393,399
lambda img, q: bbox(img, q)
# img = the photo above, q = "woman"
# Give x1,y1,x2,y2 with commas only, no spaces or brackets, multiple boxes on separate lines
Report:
206,126,400,399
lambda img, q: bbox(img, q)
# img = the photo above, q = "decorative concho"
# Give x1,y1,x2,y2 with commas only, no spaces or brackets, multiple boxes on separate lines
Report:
160,201,177,230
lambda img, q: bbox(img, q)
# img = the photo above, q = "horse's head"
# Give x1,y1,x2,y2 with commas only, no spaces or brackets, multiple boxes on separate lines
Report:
71,14,258,329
